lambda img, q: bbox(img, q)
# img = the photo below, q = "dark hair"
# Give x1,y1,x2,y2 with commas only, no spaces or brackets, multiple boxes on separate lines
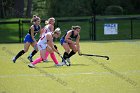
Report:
31,15,40,23
71,26,81,30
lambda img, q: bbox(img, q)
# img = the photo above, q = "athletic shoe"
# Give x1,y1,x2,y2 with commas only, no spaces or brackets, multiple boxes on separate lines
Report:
66,58,71,66
27,56,33,62
43,59,48,62
12,57,16,63
55,63,63,67
28,63,35,68
61,59,70,66
60,62,67,66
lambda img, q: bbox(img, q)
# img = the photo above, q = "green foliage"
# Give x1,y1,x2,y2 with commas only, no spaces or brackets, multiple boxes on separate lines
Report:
45,0,140,17
120,0,134,14
46,0,93,17
1,0,140,18
32,0,46,18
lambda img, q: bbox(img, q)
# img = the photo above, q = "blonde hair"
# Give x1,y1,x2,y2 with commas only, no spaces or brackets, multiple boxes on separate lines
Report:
45,20,48,25
45,17,55,25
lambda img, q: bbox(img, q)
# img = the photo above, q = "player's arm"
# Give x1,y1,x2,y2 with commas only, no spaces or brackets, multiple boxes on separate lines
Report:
49,24,54,32
30,26,37,43
76,34,81,54
47,34,60,55
40,28,44,38
65,31,73,44
39,25,42,38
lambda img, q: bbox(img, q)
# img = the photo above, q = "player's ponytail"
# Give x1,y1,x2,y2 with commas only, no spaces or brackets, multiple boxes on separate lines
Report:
31,15,41,23
45,20,49,25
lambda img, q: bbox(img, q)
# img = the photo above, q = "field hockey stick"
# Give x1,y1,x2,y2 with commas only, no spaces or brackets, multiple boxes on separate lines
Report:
59,55,69,66
79,53,109,60
54,45,69,66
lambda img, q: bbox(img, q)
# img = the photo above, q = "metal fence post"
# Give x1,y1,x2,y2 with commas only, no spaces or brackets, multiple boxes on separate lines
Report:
18,19,21,43
21,20,23,42
93,16,96,40
91,17,94,40
130,18,133,39
92,0,96,40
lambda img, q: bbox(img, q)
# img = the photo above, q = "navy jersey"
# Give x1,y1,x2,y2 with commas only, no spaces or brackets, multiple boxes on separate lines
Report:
70,30,78,39
60,30,79,45
63,30,78,40
28,25,40,36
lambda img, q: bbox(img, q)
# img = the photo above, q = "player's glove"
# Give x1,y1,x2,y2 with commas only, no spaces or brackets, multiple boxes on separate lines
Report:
54,45,57,50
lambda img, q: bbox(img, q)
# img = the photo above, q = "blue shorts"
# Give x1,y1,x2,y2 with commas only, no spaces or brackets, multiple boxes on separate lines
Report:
24,34,34,43
60,37,67,45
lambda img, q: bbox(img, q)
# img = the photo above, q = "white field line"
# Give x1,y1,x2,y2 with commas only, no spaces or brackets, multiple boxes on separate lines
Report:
0,70,140,78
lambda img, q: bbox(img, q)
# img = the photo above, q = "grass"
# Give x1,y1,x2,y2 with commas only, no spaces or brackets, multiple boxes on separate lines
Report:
0,40,140,93
0,24,20,43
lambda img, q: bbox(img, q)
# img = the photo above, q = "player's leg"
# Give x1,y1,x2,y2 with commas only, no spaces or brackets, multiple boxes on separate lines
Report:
28,49,45,68
64,42,77,65
27,49,38,62
60,37,70,65
44,45,57,62
44,51,49,62
27,42,38,62
61,43,72,66
62,43,70,60
13,42,30,63
28,44,46,68
46,46,60,66
68,42,77,58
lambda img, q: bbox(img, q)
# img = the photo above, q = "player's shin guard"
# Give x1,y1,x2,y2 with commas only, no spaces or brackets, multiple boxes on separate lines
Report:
68,50,76,58
45,51,49,60
29,50,38,58
63,52,69,59
15,50,25,60
50,52,58,64
32,57,42,65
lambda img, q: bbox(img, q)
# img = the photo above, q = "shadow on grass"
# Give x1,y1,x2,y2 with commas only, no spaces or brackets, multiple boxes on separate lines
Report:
41,61,53,63
38,63,89,69
71,64,89,66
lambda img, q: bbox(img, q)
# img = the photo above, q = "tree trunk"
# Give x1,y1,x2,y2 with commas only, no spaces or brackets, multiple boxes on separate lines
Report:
26,0,32,17
14,0,24,17
0,0,5,18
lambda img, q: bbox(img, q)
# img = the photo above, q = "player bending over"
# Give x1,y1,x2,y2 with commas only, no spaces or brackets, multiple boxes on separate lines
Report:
28,28,62,68
60,26,81,66
27,17,55,62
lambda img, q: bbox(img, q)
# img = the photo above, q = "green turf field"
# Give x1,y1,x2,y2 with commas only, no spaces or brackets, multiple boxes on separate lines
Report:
0,40,140,93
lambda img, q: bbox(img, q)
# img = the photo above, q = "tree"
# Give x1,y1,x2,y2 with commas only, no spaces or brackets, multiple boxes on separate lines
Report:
46,0,93,17
32,0,46,18
26,0,32,17
0,0,5,18
13,0,24,17
130,0,140,14
120,0,134,14
0,0,15,18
